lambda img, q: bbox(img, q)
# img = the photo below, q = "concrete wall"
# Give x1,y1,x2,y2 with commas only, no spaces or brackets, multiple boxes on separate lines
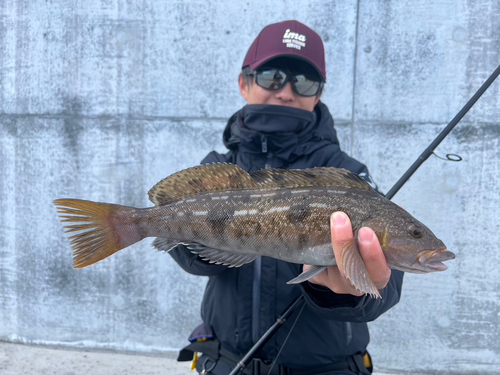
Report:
0,1,499,373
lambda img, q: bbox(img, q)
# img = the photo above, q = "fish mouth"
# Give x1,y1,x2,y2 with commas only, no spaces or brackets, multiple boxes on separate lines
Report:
417,248,456,271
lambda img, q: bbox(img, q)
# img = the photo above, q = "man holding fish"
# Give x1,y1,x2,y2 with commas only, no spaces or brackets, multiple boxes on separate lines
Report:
55,20,454,374
171,21,401,374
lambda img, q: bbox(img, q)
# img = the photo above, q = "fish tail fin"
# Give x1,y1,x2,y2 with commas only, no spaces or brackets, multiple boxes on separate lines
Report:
53,199,145,268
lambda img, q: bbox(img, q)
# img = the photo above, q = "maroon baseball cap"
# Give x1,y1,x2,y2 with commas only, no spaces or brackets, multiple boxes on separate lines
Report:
242,20,326,81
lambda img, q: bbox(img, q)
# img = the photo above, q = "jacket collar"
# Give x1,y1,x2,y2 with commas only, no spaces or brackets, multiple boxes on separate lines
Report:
223,102,340,163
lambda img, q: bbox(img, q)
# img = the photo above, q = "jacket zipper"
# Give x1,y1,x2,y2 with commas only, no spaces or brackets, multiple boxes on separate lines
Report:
252,135,273,343
345,322,352,346
261,135,273,169
252,256,262,343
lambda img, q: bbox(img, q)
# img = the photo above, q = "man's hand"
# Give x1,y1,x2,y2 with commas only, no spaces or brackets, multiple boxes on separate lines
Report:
305,212,391,296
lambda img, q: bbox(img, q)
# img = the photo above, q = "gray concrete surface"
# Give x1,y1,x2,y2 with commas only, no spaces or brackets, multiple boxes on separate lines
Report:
1,341,396,375
0,341,192,375
1,0,499,374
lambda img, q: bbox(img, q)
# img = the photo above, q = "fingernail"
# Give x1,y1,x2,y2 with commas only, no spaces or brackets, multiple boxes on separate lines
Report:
358,227,374,244
332,212,347,227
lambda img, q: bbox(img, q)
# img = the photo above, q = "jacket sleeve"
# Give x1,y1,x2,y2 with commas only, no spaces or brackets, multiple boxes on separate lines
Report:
300,270,404,322
297,151,404,321
167,150,234,277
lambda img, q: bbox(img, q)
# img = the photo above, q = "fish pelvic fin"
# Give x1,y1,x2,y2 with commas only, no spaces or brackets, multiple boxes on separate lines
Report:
341,238,381,299
53,199,145,268
286,265,328,284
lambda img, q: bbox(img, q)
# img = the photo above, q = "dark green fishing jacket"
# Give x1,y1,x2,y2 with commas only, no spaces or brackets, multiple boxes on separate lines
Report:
170,102,404,369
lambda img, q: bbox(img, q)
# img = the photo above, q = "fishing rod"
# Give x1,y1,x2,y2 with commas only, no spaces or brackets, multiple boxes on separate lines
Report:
229,63,500,375
228,296,305,375
386,63,500,200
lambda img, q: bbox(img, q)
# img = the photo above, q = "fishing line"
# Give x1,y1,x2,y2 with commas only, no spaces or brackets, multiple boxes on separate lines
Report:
432,120,480,162
455,119,479,144
432,152,462,162
228,295,305,375
265,301,306,375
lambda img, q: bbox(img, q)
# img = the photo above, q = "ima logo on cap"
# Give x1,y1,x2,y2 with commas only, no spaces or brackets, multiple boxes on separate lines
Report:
282,29,306,50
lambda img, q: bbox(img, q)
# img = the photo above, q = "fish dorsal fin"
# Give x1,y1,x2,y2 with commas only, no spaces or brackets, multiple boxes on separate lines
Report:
250,167,373,191
148,163,258,205
149,165,372,206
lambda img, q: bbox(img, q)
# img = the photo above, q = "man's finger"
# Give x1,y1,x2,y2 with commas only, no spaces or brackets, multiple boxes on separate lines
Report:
330,212,353,277
331,212,391,291
358,227,391,289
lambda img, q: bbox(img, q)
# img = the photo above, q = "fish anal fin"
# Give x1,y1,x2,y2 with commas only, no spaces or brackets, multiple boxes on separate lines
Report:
148,163,258,206
185,243,257,268
250,167,373,191
286,265,328,284
340,238,381,299
151,237,181,252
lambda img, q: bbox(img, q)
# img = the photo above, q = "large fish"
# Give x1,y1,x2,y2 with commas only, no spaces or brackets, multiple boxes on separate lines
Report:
54,163,454,298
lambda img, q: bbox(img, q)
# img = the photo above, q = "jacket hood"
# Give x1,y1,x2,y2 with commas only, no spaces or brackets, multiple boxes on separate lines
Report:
222,102,340,164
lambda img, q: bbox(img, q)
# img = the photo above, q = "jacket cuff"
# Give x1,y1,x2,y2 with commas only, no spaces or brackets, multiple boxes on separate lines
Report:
301,281,366,309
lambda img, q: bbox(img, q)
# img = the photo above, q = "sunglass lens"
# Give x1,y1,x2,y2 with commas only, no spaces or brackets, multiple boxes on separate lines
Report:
293,75,320,96
256,70,287,90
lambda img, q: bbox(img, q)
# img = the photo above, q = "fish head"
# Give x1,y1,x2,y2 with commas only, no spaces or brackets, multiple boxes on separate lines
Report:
366,213,455,274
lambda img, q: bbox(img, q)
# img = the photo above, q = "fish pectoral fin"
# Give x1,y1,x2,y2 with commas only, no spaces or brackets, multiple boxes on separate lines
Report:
340,238,381,299
286,266,328,285
151,238,181,252
184,243,257,268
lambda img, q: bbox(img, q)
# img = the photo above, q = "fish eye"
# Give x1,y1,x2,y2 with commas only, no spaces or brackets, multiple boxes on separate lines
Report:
409,227,423,238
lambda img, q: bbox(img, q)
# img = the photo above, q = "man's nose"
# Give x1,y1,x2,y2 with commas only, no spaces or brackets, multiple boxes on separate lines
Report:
274,81,295,101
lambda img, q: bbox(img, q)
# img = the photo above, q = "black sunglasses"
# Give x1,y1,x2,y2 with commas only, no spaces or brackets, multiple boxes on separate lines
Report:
248,69,323,97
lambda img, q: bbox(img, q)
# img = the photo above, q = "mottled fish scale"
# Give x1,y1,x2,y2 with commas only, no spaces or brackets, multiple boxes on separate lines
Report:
54,163,453,299
139,186,384,266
